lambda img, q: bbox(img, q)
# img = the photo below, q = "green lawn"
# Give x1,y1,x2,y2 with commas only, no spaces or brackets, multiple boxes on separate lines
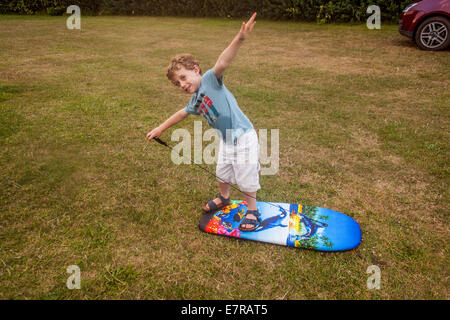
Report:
0,15,448,299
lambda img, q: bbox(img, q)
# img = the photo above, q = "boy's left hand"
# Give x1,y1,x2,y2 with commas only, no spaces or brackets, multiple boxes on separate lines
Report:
238,12,257,41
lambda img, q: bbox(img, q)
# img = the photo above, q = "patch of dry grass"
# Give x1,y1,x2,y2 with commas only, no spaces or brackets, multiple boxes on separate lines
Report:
0,15,448,300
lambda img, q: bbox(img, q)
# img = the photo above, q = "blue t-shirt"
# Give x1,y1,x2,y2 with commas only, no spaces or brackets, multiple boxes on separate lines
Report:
184,69,253,144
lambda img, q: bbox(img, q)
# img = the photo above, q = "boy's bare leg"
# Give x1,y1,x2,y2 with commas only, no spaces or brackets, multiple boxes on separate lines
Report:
218,181,230,200
243,191,257,211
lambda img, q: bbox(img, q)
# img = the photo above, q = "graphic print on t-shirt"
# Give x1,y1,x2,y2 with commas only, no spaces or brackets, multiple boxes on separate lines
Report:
197,94,219,124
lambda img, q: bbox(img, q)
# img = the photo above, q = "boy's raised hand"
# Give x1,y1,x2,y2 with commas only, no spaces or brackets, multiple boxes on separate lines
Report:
238,12,257,41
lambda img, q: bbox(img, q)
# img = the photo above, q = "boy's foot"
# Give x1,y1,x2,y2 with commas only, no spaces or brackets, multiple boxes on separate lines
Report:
202,194,230,213
239,210,261,232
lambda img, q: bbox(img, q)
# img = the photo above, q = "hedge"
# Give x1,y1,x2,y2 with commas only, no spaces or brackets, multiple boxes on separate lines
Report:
0,0,414,22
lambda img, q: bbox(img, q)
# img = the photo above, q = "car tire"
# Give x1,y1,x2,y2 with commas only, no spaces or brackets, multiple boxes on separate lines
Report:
414,16,450,51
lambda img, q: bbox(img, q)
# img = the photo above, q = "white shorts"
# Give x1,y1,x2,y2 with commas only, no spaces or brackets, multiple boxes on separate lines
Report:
216,129,261,193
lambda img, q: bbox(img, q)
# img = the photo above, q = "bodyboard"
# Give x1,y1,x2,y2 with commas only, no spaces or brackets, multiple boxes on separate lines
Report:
199,200,361,251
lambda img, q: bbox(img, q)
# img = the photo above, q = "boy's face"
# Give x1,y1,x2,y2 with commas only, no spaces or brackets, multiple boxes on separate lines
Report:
171,65,202,94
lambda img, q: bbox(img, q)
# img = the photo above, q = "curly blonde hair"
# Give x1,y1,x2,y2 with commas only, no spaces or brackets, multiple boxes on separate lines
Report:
166,54,202,83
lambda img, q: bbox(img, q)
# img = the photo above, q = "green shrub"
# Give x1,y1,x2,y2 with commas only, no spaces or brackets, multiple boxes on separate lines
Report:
46,6,65,16
0,0,415,22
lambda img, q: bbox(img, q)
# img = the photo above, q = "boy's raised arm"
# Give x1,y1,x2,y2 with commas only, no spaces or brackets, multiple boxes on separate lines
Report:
213,12,257,80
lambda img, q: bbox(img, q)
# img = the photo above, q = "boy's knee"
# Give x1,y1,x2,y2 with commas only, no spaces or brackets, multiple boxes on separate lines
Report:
237,182,261,193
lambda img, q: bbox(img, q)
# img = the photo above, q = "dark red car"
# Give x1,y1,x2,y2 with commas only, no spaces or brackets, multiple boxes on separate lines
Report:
399,0,450,50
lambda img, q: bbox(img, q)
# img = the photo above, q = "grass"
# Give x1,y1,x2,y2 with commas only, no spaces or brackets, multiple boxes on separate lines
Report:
0,15,449,300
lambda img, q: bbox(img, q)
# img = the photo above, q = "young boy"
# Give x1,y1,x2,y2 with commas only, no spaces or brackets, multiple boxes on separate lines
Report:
147,13,260,232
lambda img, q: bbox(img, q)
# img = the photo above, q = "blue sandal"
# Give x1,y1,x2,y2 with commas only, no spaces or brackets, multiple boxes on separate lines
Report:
202,194,230,214
238,210,261,232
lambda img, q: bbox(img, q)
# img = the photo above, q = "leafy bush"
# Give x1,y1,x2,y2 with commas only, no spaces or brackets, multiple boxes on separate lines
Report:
46,6,66,16
0,0,415,22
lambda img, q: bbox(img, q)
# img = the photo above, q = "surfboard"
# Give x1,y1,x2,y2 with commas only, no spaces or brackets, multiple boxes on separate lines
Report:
199,200,361,251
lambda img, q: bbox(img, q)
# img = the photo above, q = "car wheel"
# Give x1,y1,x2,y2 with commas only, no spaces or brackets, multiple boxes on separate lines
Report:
414,16,450,51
